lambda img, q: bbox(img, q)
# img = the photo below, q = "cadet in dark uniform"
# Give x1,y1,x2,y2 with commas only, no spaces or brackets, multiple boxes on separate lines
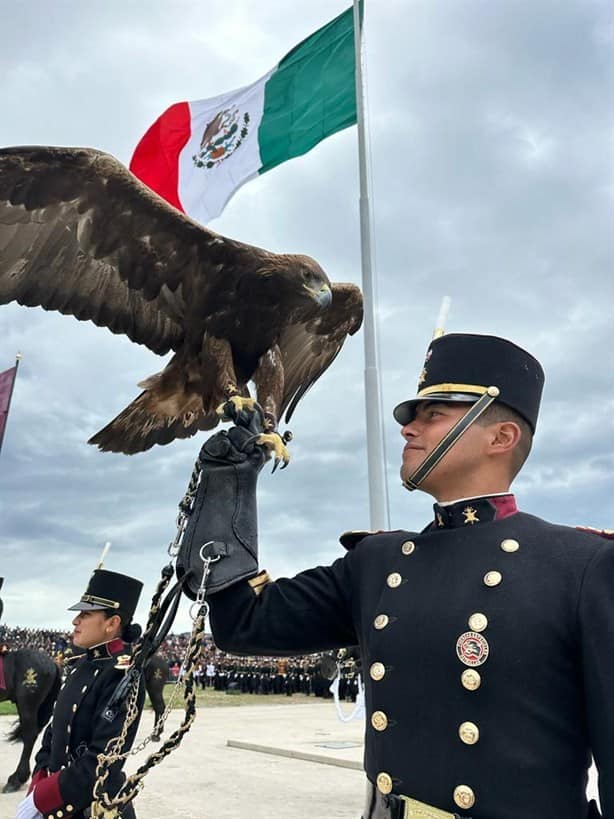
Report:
204,333,613,819
17,568,145,819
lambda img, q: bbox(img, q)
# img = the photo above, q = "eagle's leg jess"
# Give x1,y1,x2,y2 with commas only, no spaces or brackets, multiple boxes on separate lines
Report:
252,345,291,471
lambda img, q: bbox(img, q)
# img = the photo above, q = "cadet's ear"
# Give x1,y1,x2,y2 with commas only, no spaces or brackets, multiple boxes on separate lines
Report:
489,421,522,456
105,613,122,634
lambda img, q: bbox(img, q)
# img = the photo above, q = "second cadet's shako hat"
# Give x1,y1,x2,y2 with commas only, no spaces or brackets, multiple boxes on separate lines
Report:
68,569,143,620
393,333,545,432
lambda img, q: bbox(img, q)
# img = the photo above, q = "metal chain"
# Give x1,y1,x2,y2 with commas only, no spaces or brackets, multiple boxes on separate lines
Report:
90,454,210,818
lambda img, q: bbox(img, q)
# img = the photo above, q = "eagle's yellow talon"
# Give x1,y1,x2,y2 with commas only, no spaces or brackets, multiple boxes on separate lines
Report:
257,432,291,467
216,395,258,419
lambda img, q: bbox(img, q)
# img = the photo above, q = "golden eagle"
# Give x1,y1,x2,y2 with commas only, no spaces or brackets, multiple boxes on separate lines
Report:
0,146,363,461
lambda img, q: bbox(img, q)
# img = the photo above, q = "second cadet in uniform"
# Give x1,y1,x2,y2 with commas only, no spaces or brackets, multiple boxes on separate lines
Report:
17,568,145,819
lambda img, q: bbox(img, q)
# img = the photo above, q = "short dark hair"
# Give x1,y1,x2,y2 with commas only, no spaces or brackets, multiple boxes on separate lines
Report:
476,402,533,478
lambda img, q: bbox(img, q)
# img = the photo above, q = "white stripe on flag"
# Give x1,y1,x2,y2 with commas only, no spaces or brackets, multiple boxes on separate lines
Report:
178,70,274,223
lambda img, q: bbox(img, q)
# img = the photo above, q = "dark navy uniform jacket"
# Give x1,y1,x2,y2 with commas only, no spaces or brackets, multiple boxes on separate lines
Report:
31,638,145,819
208,495,614,819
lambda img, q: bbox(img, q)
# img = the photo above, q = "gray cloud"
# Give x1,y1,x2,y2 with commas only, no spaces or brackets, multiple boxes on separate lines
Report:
1,0,612,632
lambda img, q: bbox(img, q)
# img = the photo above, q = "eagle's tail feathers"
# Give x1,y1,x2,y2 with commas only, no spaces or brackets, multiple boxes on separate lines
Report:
88,389,219,455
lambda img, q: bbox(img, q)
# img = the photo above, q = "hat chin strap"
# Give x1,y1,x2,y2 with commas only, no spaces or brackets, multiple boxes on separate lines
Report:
403,386,500,492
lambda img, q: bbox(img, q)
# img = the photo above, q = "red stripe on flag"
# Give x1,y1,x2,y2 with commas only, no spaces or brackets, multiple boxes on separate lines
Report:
130,102,192,212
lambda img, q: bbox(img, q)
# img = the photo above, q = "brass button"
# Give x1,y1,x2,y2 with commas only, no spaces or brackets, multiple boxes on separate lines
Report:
401,540,415,555
461,669,481,691
71,704,77,712
67,807,74,813
387,572,402,588
67,725,71,734
483,570,502,587
81,685,88,693
371,710,388,731
454,785,476,809
376,772,393,794
374,614,389,630
65,745,70,753
501,538,520,553
458,721,480,745
468,612,488,632
370,662,386,681
57,812,64,818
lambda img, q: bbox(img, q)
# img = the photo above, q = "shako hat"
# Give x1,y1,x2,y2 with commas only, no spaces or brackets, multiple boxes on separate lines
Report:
393,333,545,432
68,569,143,620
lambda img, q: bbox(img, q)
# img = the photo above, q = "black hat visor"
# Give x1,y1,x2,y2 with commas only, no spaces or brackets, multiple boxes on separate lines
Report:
67,596,121,613
393,392,481,426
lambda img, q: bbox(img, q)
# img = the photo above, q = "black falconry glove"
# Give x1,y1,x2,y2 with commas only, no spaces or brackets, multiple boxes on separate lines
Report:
176,410,267,599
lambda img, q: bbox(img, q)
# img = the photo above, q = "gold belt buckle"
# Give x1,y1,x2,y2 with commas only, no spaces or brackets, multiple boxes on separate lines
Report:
401,795,456,819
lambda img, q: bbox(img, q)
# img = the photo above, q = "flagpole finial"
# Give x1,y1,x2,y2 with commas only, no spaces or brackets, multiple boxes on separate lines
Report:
433,296,451,339
97,542,111,570
15,352,22,361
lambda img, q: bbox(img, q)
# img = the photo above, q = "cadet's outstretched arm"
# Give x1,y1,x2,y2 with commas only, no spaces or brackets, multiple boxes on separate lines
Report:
176,423,359,655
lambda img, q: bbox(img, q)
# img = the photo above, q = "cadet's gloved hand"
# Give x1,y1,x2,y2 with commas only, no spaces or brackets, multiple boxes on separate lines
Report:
176,423,267,599
16,792,42,819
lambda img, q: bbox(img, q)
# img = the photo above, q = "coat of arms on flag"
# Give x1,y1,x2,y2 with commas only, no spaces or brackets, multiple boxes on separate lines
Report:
192,108,250,170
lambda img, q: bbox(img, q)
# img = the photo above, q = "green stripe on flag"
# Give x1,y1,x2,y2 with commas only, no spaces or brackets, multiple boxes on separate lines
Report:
258,5,358,174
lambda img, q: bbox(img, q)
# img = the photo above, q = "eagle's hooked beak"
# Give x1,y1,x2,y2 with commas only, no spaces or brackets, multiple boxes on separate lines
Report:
306,282,332,309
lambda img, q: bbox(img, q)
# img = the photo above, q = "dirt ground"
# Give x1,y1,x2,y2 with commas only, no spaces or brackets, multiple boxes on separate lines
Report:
0,702,600,818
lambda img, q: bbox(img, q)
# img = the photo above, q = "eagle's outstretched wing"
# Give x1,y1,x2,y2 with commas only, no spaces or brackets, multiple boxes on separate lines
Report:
279,282,363,422
0,146,258,355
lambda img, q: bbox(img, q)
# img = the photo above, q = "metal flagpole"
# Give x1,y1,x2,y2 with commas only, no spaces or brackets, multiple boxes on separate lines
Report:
352,0,390,529
0,353,22,456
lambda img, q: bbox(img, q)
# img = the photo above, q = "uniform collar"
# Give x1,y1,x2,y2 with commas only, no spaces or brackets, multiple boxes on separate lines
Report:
86,637,126,661
431,493,518,530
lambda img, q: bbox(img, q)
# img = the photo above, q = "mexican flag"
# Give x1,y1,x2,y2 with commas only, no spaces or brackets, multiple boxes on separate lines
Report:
130,5,358,223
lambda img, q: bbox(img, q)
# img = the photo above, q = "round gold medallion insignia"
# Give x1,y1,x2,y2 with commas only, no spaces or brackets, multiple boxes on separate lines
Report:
376,772,393,794
456,631,490,667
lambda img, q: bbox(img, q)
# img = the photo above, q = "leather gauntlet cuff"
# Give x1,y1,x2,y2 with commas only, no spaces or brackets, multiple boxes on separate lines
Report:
176,424,267,599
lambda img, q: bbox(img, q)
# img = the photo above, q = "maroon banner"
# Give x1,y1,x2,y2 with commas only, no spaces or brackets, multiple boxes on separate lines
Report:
0,365,18,450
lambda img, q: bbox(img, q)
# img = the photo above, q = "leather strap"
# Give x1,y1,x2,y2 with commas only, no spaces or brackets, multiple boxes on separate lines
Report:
403,387,499,491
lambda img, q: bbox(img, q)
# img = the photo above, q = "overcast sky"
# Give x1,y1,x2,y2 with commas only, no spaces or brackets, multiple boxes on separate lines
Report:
1,0,612,632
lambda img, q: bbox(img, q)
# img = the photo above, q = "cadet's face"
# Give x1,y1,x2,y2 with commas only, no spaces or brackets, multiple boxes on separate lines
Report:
72,610,114,648
400,401,489,496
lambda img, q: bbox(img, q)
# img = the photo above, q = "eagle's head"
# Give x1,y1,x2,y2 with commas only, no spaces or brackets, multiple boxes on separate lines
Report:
286,253,332,312
255,252,332,319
